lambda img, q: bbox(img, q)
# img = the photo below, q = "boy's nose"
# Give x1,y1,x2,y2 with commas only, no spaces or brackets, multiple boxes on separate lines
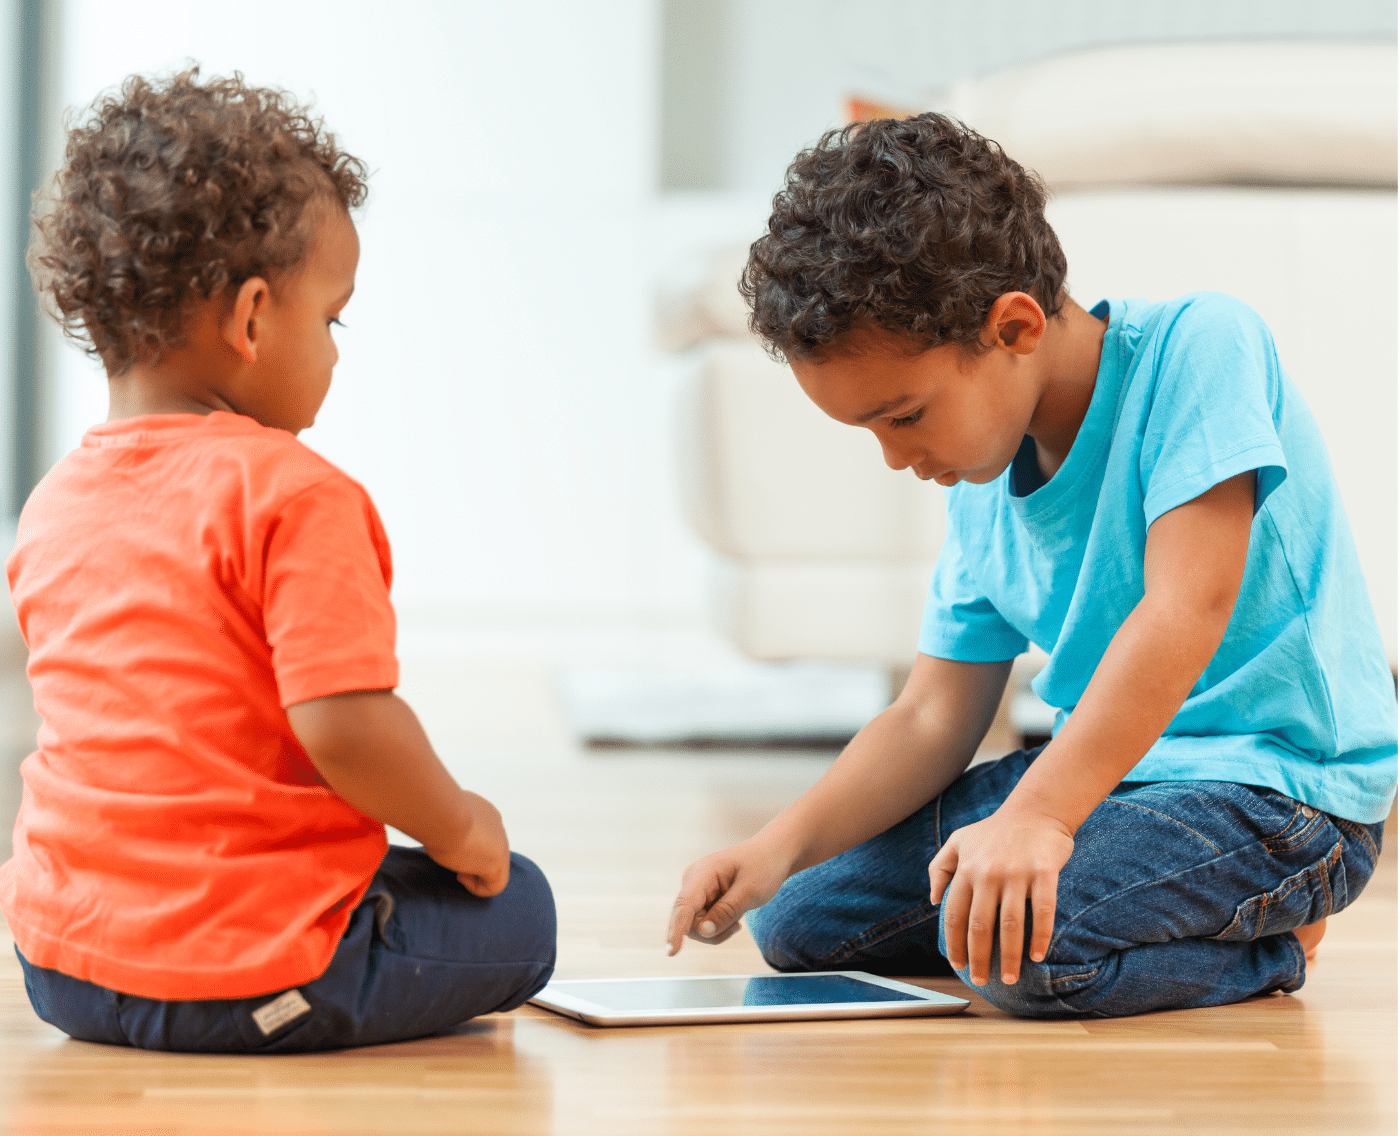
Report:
879,436,917,472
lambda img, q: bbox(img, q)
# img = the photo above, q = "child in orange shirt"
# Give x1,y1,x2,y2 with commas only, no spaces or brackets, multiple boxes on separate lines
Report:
1,69,555,1052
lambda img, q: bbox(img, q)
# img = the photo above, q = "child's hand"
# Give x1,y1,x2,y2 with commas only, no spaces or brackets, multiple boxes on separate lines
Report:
667,840,791,955
423,791,511,897
928,807,1074,986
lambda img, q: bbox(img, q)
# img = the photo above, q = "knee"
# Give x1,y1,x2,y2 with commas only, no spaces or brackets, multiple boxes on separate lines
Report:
506,851,552,905
503,852,557,956
747,901,810,971
936,909,1090,1019
959,963,1082,1019
747,880,836,971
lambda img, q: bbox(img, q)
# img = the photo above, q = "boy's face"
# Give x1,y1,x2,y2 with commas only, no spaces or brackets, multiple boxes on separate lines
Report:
233,207,360,434
789,328,1039,487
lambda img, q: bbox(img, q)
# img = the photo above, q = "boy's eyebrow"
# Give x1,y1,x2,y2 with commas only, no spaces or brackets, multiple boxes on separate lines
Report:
857,396,915,423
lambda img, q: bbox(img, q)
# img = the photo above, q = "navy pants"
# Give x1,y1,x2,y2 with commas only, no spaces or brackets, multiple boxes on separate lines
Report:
17,847,556,1053
749,748,1385,1018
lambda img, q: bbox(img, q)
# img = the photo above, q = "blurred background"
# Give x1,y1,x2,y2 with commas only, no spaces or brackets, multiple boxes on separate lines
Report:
0,1,1395,772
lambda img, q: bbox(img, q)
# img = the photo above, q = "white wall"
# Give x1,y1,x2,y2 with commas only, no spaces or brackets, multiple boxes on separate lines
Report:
47,0,717,661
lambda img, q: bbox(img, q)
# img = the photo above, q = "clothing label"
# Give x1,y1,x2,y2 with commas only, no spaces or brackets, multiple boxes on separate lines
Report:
251,989,312,1036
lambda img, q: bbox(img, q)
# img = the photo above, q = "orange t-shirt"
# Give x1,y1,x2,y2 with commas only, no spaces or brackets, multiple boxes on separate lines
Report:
0,412,397,1000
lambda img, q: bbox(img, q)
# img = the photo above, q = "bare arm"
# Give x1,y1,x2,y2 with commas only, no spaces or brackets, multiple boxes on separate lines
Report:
286,689,510,896
666,654,1011,952
931,471,1257,985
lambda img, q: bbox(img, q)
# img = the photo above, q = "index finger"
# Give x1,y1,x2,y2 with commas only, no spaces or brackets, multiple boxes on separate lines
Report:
667,896,698,956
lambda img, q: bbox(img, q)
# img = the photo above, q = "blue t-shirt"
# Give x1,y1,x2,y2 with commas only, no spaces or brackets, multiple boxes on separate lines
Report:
918,292,1397,824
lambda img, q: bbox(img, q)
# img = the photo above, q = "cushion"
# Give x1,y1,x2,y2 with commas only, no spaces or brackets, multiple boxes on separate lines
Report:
936,40,1396,189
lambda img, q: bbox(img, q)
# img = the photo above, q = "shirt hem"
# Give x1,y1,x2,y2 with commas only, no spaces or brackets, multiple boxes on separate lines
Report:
1121,753,1396,825
917,634,1028,664
0,859,381,1001
1142,438,1284,528
278,660,402,709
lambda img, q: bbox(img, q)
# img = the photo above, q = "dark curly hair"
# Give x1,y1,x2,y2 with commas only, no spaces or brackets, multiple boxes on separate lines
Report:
741,113,1067,361
29,67,369,374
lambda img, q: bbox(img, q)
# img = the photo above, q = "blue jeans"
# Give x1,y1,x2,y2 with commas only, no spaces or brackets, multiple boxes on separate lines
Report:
17,847,556,1052
748,748,1385,1018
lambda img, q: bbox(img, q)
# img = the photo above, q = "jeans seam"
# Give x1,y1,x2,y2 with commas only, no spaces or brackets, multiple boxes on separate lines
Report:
1250,871,1315,932
110,990,133,1047
1048,968,1099,987
1264,813,1329,854
1333,817,1380,866
1217,839,1343,939
819,903,939,966
1100,798,1222,854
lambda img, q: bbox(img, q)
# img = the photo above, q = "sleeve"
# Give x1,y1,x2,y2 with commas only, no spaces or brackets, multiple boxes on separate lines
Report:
261,475,399,707
917,519,1028,662
1139,294,1288,528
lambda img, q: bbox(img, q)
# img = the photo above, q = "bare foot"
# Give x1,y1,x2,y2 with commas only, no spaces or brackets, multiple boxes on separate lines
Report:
1294,917,1327,959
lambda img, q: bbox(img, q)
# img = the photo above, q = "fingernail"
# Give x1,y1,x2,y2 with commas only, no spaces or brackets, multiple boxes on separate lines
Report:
699,921,716,936
971,976,986,986
1002,973,1015,984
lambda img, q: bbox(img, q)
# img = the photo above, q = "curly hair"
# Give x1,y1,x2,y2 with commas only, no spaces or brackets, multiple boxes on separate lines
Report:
740,113,1067,361
29,67,369,374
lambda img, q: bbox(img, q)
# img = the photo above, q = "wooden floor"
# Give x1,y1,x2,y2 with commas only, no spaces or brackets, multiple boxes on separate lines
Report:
0,660,1393,1135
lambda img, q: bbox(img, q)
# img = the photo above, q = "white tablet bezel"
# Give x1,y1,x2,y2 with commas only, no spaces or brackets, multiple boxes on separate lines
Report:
529,971,970,1027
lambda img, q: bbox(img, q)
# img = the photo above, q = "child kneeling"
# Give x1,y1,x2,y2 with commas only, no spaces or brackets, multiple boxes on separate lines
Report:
2,70,555,1052
667,114,1394,1018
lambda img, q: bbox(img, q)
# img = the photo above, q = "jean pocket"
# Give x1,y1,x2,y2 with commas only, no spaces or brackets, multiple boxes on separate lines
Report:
1210,838,1347,942
1333,817,1384,874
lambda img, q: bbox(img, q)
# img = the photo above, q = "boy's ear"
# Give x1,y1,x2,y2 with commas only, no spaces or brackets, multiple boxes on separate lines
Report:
219,276,271,365
983,292,1047,355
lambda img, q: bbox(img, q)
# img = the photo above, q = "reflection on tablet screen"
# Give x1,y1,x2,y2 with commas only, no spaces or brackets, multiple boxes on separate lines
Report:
572,975,924,1012
742,975,922,1006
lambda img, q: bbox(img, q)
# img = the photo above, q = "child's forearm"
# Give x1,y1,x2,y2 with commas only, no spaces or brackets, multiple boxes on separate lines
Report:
286,689,493,856
1005,596,1231,830
1004,471,1256,832
756,656,1012,874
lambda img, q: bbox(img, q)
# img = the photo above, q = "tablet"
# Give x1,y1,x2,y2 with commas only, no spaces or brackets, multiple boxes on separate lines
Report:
529,971,970,1026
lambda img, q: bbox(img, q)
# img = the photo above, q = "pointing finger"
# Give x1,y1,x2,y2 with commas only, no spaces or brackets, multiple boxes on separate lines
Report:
667,896,699,955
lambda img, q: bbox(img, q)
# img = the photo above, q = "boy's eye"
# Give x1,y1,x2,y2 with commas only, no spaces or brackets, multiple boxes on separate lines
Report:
891,409,923,428
329,318,346,328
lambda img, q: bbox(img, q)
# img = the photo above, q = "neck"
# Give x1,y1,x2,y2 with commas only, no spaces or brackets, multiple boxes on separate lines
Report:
106,375,234,421
105,305,239,422
1025,298,1107,477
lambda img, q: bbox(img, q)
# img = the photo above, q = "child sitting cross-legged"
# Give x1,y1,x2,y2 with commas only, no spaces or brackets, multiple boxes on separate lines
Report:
667,114,1396,1017
2,69,556,1052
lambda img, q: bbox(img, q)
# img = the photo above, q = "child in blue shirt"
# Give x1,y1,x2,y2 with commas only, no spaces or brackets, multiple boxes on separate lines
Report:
666,114,1396,1017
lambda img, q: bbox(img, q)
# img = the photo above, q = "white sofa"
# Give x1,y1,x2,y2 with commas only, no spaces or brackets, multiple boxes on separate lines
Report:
667,40,1398,676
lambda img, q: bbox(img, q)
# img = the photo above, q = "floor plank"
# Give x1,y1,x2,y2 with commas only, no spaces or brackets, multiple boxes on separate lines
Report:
0,662,1393,1135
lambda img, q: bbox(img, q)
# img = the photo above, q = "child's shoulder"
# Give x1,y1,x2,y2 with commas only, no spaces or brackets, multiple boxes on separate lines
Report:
110,411,352,490
207,412,348,484
1127,291,1273,344
37,412,368,530
199,416,377,531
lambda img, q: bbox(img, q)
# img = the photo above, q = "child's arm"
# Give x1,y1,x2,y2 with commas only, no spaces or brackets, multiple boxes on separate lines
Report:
666,654,1012,953
930,470,1256,987
286,690,511,896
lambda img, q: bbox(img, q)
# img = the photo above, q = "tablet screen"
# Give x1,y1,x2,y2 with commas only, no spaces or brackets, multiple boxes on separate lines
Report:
564,974,925,1011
